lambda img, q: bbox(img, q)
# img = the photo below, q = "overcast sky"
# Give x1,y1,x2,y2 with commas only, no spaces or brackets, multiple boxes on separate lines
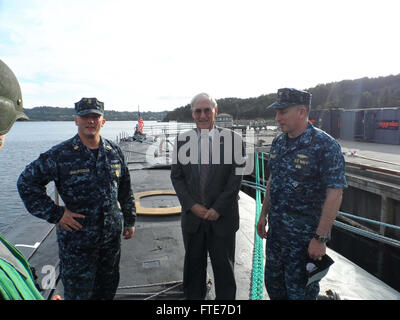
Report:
1,0,399,112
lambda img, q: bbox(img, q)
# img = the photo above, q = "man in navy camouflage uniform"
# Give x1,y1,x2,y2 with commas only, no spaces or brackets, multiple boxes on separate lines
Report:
17,98,136,300
257,88,347,300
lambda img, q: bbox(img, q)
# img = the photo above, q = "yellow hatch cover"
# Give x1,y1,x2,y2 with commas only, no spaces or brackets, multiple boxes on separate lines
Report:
134,190,181,215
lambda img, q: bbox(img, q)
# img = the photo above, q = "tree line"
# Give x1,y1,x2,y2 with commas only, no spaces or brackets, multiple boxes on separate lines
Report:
162,73,400,122
23,106,169,121
20,73,400,122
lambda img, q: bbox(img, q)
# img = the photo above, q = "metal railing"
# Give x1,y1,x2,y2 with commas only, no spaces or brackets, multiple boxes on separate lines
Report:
242,178,400,249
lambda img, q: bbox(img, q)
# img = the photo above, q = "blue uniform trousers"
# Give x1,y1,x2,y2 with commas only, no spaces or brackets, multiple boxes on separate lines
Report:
264,228,319,300
57,225,121,300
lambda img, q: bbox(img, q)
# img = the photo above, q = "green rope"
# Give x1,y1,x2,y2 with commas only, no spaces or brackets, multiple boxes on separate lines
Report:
249,152,265,300
0,234,43,300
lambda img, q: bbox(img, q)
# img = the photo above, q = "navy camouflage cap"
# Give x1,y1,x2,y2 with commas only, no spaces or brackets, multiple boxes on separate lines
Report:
75,97,104,116
267,88,311,110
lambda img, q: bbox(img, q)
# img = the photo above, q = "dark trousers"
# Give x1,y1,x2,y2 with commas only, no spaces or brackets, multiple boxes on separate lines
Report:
182,221,236,300
59,231,121,300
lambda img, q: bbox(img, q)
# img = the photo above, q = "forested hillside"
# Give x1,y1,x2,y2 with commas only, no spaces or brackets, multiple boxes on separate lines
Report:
20,74,400,122
163,74,400,121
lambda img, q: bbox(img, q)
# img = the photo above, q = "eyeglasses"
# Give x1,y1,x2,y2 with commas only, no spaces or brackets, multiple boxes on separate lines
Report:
193,108,213,116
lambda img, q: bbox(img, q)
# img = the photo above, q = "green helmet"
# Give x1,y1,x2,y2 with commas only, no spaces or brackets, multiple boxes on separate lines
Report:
0,59,29,135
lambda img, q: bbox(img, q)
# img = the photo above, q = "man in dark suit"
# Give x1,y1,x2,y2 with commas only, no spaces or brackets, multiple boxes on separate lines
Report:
171,93,244,299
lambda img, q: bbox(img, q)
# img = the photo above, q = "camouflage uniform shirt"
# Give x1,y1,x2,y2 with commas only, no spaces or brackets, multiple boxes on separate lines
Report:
17,134,136,234
268,121,347,234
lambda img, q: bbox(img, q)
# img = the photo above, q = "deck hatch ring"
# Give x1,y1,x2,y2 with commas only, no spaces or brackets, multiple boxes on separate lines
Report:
133,189,181,215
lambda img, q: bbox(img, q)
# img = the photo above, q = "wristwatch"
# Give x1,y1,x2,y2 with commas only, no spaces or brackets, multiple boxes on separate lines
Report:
313,233,329,243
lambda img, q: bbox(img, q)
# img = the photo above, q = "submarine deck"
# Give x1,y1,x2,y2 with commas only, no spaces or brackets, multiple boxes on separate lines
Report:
5,134,400,300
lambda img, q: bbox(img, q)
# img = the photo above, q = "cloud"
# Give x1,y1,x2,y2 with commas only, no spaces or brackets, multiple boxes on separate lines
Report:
1,0,400,112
